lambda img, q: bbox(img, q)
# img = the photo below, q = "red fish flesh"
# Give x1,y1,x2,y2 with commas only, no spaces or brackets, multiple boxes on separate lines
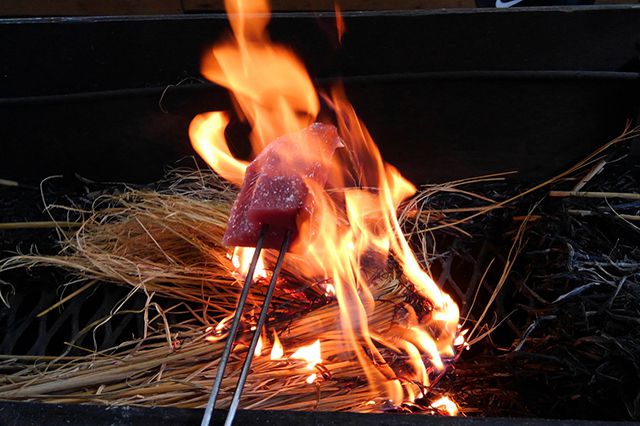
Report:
223,122,342,249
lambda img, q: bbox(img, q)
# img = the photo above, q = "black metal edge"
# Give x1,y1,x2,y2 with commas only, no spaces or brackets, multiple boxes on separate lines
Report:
1,71,638,106
0,4,639,25
3,4,638,98
0,401,636,426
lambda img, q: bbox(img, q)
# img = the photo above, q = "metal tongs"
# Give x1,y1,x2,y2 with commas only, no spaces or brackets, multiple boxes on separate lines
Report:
201,226,292,426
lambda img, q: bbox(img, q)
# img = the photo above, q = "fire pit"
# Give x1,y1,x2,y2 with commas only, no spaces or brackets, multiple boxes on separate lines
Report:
0,4,639,425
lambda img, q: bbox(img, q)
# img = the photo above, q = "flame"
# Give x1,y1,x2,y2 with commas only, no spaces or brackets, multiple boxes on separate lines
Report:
189,111,248,186
214,311,235,334
431,396,459,416
270,330,284,360
190,0,462,408
199,0,318,153
254,334,263,357
324,283,336,297
306,373,318,384
335,3,346,43
290,339,322,369
232,247,267,279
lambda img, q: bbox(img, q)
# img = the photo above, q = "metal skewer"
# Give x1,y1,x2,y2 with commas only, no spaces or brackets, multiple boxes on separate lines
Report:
224,229,291,426
201,227,292,426
200,228,266,426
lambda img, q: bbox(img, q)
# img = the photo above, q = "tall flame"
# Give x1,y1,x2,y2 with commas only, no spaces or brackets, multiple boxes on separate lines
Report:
335,3,346,43
201,0,319,154
189,0,461,407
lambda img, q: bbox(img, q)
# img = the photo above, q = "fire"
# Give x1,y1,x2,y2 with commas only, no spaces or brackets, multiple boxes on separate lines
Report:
231,247,267,279
335,3,346,43
254,334,263,357
431,396,459,416
270,330,284,360
200,0,318,153
189,0,462,410
290,339,322,370
189,111,247,186
324,283,336,297
454,329,469,348
215,313,234,334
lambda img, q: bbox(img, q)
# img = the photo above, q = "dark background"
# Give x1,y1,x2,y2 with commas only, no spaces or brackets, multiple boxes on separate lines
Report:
0,7,639,186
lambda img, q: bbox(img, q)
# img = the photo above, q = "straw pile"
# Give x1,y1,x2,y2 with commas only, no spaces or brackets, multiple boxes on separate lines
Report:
0,168,468,413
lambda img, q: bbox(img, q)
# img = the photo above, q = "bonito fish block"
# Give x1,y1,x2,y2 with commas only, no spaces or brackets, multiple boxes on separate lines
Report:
223,122,342,249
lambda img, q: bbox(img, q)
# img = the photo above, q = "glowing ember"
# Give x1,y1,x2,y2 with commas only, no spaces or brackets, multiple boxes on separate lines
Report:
290,339,322,370
215,313,234,334
189,0,463,409
431,396,459,416
324,283,336,297
305,373,318,384
270,330,284,360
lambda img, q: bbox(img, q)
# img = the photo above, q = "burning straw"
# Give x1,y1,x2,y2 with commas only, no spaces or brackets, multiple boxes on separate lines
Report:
0,167,471,413
1,124,639,416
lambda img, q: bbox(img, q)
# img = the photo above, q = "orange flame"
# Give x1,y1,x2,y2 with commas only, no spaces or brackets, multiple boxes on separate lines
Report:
254,334,263,357
200,0,318,153
335,3,346,43
215,313,235,334
270,330,284,360
431,396,459,416
290,339,322,370
454,329,469,348
189,111,248,186
231,247,267,279
324,283,336,297
190,0,462,408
